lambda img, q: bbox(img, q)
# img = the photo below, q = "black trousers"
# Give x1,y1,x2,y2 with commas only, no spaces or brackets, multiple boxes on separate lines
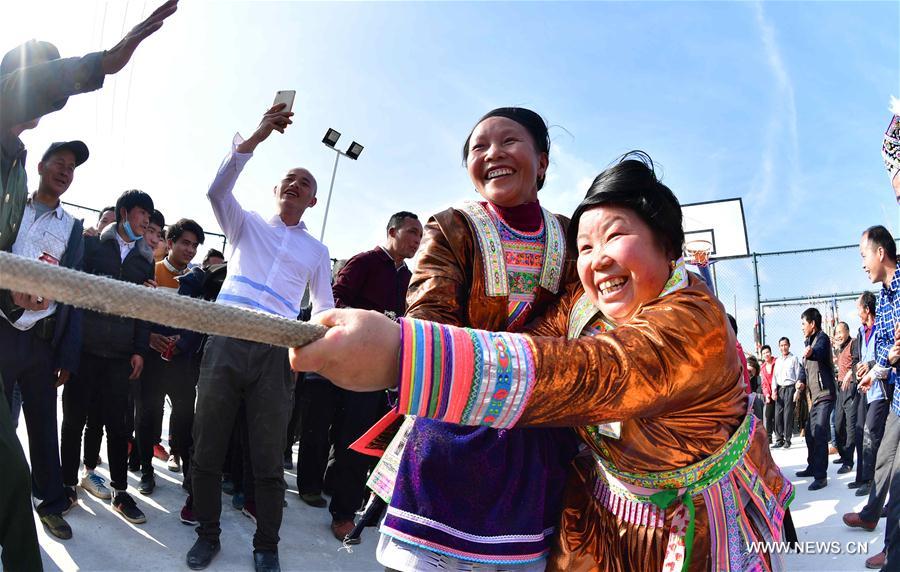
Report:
0,385,41,571
774,386,796,444
60,353,132,491
795,395,809,435
764,398,776,443
296,373,386,521
834,384,858,466
858,396,891,484
284,372,304,458
0,319,68,516
804,399,835,480
136,352,197,478
854,392,868,484
191,336,292,552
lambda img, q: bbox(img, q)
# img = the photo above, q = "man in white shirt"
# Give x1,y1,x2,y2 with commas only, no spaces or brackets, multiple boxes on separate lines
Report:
187,104,334,572
772,336,806,449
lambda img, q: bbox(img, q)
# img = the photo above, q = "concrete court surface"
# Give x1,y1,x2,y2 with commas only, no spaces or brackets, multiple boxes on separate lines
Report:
15,397,889,571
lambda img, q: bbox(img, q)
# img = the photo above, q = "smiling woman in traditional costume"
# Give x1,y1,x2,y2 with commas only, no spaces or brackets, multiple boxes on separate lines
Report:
371,107,578,571
292,152,792,572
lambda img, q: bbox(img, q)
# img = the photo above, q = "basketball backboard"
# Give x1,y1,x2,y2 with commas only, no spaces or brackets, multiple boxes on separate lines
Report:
681,198,749,260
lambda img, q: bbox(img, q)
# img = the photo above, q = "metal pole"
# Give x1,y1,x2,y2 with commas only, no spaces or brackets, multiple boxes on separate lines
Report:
319,151,341,242
752,253,763,346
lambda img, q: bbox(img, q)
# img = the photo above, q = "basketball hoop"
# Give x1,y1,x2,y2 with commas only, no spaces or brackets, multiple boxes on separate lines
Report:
684,239,713,267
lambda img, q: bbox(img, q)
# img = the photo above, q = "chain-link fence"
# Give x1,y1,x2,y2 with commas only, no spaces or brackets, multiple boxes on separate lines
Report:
713,243,877,355
62,201,228,255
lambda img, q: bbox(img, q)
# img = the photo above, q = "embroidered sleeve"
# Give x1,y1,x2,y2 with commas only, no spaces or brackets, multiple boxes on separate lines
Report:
396,283,739,429
396,318,536,429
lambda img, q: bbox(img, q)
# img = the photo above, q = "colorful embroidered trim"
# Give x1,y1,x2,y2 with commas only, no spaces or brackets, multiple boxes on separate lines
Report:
397,318,536,429
458,201,507,297
456,201,566,298
538,208,564,294
589,406,790,572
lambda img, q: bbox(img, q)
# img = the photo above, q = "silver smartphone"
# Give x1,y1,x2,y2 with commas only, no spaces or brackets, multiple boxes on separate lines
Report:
273,90,295,113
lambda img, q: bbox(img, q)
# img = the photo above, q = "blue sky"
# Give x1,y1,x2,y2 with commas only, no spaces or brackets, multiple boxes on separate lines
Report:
4,0,899,266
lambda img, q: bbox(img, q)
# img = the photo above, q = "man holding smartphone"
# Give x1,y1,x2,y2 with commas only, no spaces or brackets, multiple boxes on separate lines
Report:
187,101,334,572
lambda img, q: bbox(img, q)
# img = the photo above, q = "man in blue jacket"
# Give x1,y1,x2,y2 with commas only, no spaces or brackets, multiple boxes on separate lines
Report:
0,141,88,540
60,190,155,528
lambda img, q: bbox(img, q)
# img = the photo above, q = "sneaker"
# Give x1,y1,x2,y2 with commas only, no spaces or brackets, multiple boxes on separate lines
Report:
167,454,181,473
39,513,72,540
232,491,245,511
138,473,156,495
242,501,257,524
180,496,198,525
79,470,112,500
112,491,147,524
186,537,220,570
153,443,169,461
62,487,77,515
253,550,281,572
299,492,327,508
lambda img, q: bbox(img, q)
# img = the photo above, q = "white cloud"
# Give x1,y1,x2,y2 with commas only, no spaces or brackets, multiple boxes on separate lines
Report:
749,2,804,235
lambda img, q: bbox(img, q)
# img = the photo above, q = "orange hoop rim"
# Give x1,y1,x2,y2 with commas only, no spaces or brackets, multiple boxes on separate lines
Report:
684,239,713,267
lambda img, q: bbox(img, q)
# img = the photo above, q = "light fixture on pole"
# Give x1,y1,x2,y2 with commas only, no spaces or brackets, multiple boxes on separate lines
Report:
319,128,364,242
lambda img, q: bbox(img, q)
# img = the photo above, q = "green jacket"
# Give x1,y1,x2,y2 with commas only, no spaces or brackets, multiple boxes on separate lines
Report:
0,51,105,251
0,154,25,251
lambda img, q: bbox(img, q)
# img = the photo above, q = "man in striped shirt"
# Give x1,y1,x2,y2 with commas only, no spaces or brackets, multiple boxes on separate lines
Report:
844,225,900,570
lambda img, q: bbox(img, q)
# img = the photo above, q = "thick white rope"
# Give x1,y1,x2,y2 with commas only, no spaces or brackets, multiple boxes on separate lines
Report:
0,251,326,348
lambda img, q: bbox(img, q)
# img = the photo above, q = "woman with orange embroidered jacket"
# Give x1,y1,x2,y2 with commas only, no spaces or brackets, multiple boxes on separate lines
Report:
370,107,579,571
291,153,793,572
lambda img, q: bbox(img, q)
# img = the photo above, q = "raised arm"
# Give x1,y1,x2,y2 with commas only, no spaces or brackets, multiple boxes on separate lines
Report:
0,0,177,131
208,105,294,242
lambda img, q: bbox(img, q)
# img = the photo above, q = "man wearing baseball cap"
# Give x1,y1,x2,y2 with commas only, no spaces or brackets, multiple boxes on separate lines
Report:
0,141,91,542
0,2,177,568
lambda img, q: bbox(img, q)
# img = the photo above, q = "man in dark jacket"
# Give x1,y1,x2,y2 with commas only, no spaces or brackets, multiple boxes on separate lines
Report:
0,141,88,541
297,211,422,542
60,190,155,526
0,3,177,568
795,307,837,491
